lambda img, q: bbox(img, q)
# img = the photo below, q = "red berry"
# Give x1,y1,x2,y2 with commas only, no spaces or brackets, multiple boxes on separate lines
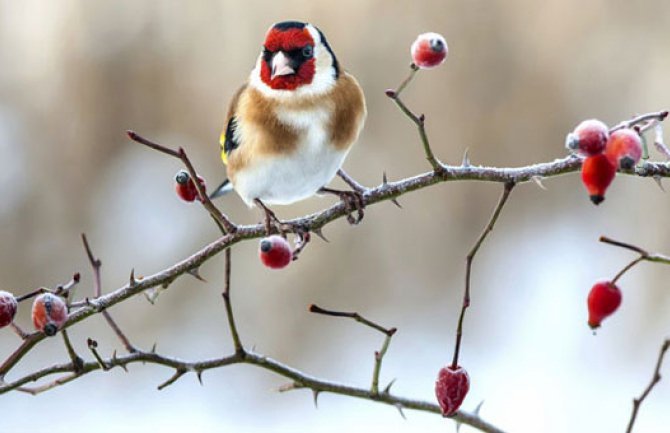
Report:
435,365,470,417
581,153,617,205
174,170,206,202
32,293,68,336
259,235,292,269
411,32,448,69
605,128,643,170
0,291,17,328
587,280,622,329
566,119,609,156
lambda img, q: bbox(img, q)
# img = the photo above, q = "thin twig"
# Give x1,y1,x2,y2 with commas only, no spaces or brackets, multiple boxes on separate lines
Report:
126,131,236,233
611,256,646,284
309,304,396,336
394,63,419,97
221,248,243,354
600,236,670,283
599,236,649,256
87,338,110,370
61,330,84,373
610,110,668,133
126,130,180,157
82,233,137,353
16,372,83,395
308,304,397,395
386,65,442,171
452,182,515,368
625,339,670,433
372,333,394,395
9,323,28,340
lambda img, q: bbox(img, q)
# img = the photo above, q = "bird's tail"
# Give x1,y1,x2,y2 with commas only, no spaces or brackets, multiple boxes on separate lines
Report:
209,178,234,200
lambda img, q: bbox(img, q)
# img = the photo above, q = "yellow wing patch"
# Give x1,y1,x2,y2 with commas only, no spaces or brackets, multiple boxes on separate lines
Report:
219,130,228,165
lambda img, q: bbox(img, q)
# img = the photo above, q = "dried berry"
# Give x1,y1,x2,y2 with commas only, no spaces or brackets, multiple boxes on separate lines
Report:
32,293,68,336
605,128,643,170
566,119,609,156
259,235,292,269
0,291,17,328
587,280,622,329
175,170,206,202
411,32,448,69
435,365,470,417
581,153,617,205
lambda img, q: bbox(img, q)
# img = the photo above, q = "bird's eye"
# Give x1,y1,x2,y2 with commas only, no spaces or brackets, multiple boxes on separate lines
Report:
301,45,313,59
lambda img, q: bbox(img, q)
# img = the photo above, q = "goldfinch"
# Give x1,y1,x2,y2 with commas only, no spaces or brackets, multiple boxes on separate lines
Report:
211,21,367,228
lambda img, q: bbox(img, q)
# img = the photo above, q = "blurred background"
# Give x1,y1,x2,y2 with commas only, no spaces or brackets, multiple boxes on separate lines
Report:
1,1,669,432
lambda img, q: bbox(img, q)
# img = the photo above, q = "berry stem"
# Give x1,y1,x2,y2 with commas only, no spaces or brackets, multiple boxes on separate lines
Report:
394,63,419,97
611,256,645,284
451,182,514,369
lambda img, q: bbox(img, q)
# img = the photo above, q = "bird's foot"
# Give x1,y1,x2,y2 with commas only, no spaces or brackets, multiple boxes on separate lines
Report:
319,187,365,225
254,198,309,238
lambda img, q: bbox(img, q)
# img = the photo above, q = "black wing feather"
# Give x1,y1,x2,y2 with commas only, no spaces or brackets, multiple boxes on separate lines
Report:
223,116,240,155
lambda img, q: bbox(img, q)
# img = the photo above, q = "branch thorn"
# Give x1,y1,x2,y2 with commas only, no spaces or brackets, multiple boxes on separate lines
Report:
312,227,329,243
382,378,396,395
129,269,137,288
531,175,547,190
187,267,206,282
394,403,406,420
653,176,665,192
461,148,471,167
312,389,320,408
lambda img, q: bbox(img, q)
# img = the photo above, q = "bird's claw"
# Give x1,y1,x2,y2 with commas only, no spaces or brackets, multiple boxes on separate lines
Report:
320,188,365,225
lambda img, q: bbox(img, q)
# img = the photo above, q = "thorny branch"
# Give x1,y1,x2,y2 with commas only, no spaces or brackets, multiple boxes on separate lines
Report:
1,60,668,433
0,111,666,429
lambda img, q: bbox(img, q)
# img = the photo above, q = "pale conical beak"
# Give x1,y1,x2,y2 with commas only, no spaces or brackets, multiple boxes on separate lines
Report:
271,51,295,79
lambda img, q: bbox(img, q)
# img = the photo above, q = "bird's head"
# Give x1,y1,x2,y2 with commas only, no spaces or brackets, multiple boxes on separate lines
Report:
250,21,339,98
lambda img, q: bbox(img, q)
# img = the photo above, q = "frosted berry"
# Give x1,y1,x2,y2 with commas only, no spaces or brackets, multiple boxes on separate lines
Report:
435,365,470,417
175,170,206,202
32,293,68,336
411,32,448,69
259,235,292,269
587,281,622,329
566,119,609,156
581,153,617,205
605,128,643,170
0,291,17,328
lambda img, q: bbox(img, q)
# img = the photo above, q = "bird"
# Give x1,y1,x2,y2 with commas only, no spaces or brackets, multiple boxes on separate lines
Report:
210,20,367,233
